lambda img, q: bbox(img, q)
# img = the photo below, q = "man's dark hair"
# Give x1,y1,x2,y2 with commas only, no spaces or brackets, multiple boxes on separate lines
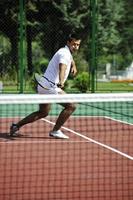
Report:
67,32,81,42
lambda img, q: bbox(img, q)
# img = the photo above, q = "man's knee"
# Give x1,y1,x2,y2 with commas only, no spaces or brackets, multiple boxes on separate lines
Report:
67,103,76,112
39,104,50,117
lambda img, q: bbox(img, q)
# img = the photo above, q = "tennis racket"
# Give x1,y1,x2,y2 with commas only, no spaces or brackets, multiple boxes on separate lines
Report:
34,73,62,90
34,73,49,90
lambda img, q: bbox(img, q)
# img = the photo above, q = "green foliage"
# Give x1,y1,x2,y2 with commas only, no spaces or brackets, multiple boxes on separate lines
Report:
39,0,90,57
28,74,37,93
0,34,11,76
32,39,49,73
39,58,49,73
73,47,89,73
97,0,124,55
33,57,49,74
73,72,89,93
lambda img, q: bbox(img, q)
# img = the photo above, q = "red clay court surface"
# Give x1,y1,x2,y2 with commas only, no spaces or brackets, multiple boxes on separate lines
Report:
0,116,133,200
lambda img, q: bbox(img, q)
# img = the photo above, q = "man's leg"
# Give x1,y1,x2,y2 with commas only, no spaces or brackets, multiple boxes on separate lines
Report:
10,104,51,136
53,103,76,131
49,103,76,139
17,104,51,128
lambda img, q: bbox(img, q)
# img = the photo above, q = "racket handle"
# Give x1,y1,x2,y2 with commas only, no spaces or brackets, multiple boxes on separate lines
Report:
57,83,64,88
57,83,62,87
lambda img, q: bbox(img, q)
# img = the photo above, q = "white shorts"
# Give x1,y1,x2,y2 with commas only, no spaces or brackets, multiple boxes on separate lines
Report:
37,79,63,94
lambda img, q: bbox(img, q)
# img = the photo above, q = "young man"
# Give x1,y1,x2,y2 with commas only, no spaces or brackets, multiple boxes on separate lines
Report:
10,33,81,139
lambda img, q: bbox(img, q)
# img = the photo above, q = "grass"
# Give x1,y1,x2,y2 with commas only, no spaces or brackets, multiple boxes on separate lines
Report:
66,79,133,93
1,83,35,94
1,80,133,94
96,82,133,92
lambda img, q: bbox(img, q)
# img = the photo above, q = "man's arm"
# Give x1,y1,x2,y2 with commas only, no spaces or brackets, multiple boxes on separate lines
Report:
58,63,67,88
70,60,77,76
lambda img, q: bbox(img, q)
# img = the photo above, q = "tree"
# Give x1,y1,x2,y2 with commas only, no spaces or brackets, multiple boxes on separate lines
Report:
0,0,18,73
118,0,133,64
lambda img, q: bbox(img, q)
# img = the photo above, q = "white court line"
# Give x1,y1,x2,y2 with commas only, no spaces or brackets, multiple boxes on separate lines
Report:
0,140,91,144
42,118,133,160
70,115,133,126
104,116,133,126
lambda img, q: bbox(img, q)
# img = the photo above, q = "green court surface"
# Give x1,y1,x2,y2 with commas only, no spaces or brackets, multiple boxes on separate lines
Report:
1,102,133,124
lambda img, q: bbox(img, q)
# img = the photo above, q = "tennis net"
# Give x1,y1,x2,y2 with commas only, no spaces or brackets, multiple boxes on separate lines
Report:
0,93,133,200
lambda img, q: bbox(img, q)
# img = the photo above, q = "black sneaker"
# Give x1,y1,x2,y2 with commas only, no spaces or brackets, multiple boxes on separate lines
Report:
10,123,19,136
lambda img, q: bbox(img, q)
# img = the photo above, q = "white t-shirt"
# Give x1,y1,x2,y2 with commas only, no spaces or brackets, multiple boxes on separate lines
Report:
44,45,73,84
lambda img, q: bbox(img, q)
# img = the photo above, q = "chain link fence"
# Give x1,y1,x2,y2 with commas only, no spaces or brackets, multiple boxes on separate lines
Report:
0,0,132,93
0,0,19,93
0,0,91,93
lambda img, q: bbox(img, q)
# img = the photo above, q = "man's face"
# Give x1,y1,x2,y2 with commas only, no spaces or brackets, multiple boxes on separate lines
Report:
67,39,81,53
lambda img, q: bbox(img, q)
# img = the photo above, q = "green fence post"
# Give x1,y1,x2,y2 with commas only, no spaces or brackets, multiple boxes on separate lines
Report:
90,0,97,93
18,0,26,93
